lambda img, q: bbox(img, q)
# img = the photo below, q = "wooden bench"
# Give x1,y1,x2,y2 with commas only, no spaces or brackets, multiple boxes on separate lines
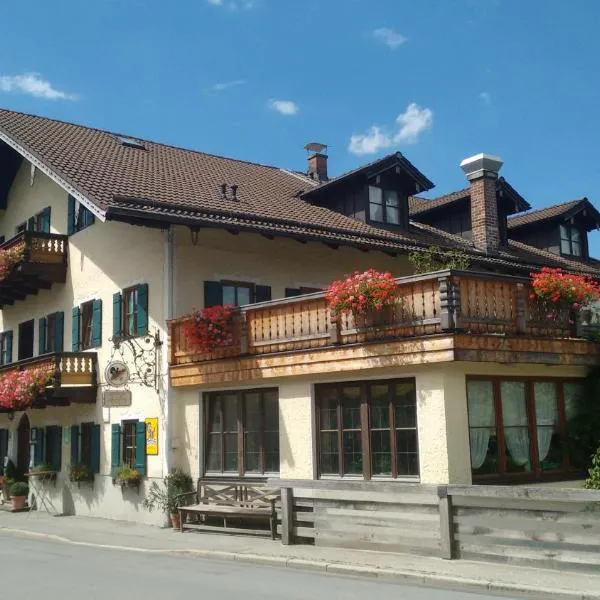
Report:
177,480,279,539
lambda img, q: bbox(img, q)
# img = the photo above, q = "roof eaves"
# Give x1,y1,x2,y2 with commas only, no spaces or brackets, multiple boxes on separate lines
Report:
0,126,106,221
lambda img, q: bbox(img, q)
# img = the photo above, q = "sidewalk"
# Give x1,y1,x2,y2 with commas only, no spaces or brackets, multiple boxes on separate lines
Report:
0,511,598,600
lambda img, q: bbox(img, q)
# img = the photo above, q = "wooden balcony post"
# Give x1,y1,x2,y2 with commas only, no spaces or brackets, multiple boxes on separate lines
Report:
438,486,455,559
515,283,526,334
280,486,294,545
239,310,249,354
439,276,460,332
329,310,341,345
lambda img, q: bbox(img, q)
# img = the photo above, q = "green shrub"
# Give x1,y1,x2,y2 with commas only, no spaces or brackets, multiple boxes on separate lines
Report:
585,447,600,489
408,246,471,274
9,481,29,497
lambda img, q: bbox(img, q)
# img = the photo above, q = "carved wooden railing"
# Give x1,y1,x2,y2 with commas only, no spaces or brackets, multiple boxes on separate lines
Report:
0,231,68,266
0,352,98,387
168,270,574,367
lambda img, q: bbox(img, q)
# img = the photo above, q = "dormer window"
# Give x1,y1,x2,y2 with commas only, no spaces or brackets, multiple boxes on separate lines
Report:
560,224,582,257
369,186,399,225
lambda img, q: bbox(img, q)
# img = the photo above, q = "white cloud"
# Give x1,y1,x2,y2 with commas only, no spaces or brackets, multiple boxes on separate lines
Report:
479,91,492,105
372,27,407,49
206,79,247,92
348,102,433,155
207,0,255,8
268,99,298,116
0,72,77,101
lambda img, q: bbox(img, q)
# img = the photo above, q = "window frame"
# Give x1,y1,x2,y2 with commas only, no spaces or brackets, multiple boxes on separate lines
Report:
221,281,255,307
0,331,12,366
467,376,582,483
560,224,585,257
368,186,401,226
122,420,138,469
122,286,139,337
80,300,94,350
69,195,95,235
204,388,280,477
315,379,419,481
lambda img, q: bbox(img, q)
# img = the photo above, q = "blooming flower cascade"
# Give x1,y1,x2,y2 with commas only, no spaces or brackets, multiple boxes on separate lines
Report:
530,268,600,312
326,268,399,315
183,305,235,353
0,247,24,281
0,368,51,411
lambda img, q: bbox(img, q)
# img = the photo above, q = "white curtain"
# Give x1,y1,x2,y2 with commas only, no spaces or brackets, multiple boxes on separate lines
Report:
467,381,495,470
564,382,583,423
501,382,531,468
533,382,558,464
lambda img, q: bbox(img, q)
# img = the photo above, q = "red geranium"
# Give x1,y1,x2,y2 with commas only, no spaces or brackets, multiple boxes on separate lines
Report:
0,247,24,282
326,268,398,315
0,368,51,411
183,305,235,353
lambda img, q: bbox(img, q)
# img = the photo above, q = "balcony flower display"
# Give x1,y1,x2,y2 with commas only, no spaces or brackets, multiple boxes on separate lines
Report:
0,368,51,411
182,304,235,353
530,267,600,320
0,246,24,282
326,269,399,324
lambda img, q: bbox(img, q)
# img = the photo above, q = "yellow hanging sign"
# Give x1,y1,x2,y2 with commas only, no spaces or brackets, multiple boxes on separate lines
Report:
145,418,159,455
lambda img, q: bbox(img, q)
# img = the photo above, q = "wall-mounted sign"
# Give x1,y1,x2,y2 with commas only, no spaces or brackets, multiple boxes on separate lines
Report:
145,418,159,456
103,390,132,407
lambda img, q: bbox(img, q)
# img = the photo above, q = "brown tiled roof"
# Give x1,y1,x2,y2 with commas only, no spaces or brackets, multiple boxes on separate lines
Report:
507,198,589,229
409,188,470,216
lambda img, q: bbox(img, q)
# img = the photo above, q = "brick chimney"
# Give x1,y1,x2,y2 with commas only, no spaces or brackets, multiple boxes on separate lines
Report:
460,153,503,254
305,142,328,182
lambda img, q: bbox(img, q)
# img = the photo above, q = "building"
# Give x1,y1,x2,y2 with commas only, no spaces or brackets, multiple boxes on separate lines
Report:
0,109,598,524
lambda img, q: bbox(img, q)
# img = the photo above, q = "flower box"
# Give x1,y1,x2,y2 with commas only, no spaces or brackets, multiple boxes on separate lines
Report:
182,305,235,353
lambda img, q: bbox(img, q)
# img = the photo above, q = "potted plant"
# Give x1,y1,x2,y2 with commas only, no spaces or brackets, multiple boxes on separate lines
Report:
113,465,142,489
326,268,399,328
183,304,235,353
28,462,57,482
69,463,94,485
1,459,17,504
143,469,194,528
530,267,600,324
9,481,28,511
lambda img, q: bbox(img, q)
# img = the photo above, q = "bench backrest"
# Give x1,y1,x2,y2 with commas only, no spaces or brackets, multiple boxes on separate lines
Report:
199,481,278,508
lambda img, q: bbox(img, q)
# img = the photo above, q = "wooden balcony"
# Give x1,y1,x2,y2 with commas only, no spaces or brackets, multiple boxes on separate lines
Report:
0,352,98,411
0,231,68,308
169,270,599,387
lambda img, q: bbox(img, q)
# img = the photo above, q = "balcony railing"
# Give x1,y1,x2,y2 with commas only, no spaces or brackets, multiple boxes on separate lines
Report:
169,270,580,367
0,352,98,410
0,231,68,308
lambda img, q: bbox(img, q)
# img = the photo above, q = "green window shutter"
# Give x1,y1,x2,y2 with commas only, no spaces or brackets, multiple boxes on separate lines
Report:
204,281,223,308
72,307,81,351
255,285,272,303
41,207,51,233
91,424,101,474
70,425,80,464
5,331,12,364
67,196,75,235
83,207,95,228
112,293,122,338
135,421,147,477
54,312,64,352
33,427,45,466
136,284,149,336
91,299,102,347
38,317,47,355
285,288,301,297
111,424,121,474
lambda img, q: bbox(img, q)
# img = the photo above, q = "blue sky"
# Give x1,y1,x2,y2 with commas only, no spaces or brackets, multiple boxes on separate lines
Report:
1,0,600,252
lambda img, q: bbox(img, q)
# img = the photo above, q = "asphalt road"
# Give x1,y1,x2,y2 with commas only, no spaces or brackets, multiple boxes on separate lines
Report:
0,534,520,600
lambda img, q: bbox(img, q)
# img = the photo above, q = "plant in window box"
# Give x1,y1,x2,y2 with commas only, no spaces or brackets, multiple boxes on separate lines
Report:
143,469,193,528
326,268,399,328
0,246,24,282
9,481,29,511
113,465,142,489
28,462,57,483
0,369,52,412
530,267,600,324
69,463,94,486
182,304,235,353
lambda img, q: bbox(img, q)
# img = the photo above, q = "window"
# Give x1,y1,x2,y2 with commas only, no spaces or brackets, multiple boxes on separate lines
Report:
31,426,62,471
15,208,51,235
368,186,400,225
205,389,279,476
560,224,583,257
113,284,148,338
204,281,271,308
110,421,146,476
38,312,64,355
0,331,13,365
467,377,584,481
18,320,34,360
68,195,95,235
115,136,146,150
73,300,102,350
316,379,419,479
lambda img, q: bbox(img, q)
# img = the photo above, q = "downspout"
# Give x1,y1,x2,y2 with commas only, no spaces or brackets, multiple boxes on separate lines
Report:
162,226,175,475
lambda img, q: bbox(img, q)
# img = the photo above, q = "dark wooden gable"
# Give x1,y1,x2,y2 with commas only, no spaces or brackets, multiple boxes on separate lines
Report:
0,141,23,210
